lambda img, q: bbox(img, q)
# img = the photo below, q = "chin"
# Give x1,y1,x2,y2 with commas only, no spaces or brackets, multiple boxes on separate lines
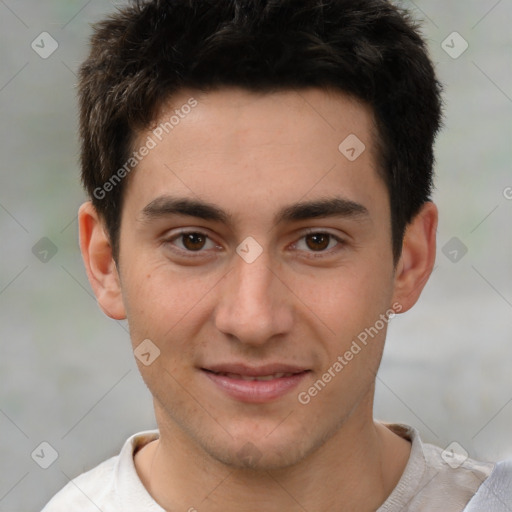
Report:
209,442,306,471
197,426,320,472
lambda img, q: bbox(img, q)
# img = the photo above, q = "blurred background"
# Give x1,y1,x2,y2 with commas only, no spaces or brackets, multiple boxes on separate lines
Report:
0,0,511,510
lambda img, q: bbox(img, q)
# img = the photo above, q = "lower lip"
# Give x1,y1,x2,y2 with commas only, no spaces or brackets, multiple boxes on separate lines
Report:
202,370,310,403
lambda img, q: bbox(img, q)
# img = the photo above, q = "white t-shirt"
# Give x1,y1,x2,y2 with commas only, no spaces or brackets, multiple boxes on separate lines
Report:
41,423,495,512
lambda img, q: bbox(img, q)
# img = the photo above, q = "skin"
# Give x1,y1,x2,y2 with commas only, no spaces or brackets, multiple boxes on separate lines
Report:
79,87,437,511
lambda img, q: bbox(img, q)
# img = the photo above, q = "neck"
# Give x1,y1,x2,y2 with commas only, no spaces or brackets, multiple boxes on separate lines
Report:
135,399,411,512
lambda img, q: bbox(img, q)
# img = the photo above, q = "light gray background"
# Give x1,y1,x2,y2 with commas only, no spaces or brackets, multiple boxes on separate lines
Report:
0,0,511,510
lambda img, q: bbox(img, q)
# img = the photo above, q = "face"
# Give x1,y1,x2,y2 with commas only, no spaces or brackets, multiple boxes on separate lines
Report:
96,87,408,470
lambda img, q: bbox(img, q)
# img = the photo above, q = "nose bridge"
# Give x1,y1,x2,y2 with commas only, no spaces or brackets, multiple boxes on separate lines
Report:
234,249,275,304
214,247,292,343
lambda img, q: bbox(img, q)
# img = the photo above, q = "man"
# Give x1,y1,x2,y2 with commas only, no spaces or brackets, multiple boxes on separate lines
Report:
41,0,511,510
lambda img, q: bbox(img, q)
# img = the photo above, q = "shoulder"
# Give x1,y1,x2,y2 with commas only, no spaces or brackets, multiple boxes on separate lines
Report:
41,455,120,511
380,423,496,511
422,437,495,486
41,430,160,512
464,458,512,511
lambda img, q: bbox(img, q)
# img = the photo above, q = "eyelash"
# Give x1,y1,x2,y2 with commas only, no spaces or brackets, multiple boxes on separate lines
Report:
164,229,346,259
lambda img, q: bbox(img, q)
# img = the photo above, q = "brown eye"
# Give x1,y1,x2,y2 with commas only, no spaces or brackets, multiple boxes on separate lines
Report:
293,231,345,257
163,230,222,261
181,232,207,251
166,230,217,254
305,233,331,251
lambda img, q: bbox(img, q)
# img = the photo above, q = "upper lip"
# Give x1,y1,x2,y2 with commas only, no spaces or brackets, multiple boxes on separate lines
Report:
202,363,309,377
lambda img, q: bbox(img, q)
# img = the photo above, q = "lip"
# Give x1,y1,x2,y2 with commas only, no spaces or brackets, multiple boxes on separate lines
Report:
201,363,310,403
204,363,309,377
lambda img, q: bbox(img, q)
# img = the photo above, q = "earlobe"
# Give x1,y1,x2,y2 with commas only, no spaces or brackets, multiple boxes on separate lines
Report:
391,202,438,313
78,201,126,320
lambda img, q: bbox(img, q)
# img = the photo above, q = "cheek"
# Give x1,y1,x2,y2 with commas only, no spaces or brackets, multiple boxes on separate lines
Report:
293,261,393,340
121,263,216,348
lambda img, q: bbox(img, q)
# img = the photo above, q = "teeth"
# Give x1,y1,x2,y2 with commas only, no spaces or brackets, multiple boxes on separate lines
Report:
221,372,295,381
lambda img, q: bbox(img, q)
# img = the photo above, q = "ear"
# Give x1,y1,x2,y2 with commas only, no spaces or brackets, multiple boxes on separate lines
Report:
391,201,438,313
78,201,126,320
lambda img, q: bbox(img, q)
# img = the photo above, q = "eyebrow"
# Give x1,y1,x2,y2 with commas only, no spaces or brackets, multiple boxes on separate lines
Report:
139,195,370,228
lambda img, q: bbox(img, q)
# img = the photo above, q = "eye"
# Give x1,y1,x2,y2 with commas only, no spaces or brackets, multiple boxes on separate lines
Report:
293,231,345,256
164,229,346,259
166,230,218,253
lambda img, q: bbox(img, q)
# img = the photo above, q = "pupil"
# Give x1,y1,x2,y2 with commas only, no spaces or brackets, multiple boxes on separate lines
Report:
184,233,205,251
307,233,329,251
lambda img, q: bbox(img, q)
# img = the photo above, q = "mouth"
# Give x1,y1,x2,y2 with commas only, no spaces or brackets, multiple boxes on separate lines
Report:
200,364,311,403
204,371,302,381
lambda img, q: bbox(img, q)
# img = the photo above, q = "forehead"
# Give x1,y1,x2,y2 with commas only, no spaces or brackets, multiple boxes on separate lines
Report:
123,87,387,224
150,86,378,155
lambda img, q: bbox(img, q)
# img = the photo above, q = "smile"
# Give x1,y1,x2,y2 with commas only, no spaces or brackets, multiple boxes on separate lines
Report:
211,371,297,381
201,368,310,403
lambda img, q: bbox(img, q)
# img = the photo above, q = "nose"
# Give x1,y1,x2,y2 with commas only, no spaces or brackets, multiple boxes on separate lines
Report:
213,248,294,346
